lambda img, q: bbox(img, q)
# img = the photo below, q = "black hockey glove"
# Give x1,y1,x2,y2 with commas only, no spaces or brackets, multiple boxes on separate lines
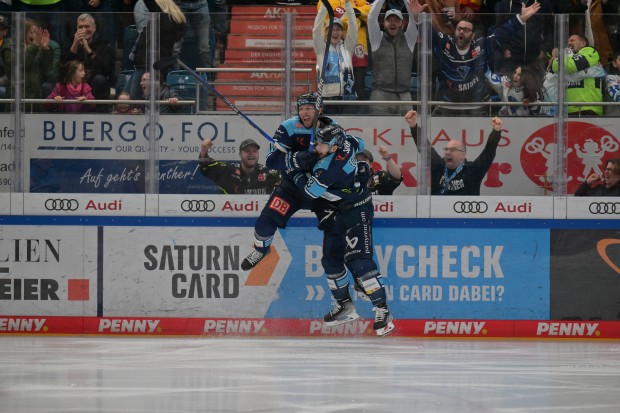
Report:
355,159,372,190
286,150,318,173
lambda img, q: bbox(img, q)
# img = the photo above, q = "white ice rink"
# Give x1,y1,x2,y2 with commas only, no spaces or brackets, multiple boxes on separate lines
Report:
2,336,620,412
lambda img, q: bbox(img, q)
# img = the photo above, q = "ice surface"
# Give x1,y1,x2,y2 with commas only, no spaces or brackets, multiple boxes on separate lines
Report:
1,336,620,412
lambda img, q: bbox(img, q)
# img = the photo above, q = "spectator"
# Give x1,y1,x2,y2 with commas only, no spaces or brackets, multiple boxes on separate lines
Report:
198,138,281,195
133,0,149,32
312,0,358,114
431,1,541,117
114,92,132,114
115,71,183,114
405,109,503,195
127,0,186,108
419,0,460,35
367,0,426,115
604,0,620,54
24,18,60,104
209,0,229,50
587,0,613,66
0,14,11,107
174,0,213,69
14,0,64,45
355,147,403,195
458,0,482,35
493,0,554,75
291,125,395,336
65,0,116,47
574,158,620,196
604,50,620,116
550,34,606,117
46,60,95,113
319,0,371,112
540,45,604,116
485,64,546,116
459,0,480,19
61,13,115,112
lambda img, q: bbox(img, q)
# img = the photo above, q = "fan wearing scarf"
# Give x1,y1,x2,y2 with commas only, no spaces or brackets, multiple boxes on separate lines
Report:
404,110,503,195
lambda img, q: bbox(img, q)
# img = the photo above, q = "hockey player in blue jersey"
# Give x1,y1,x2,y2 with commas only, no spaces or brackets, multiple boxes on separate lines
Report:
292,124,395,337
241,92,338,271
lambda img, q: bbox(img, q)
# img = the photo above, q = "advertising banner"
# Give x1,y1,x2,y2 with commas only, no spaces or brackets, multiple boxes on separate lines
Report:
21,114,620,198
425,195,554,219
0,226,98,316
102,226,292,317
101,225,549,320
0,114,14,194
550,229,620,320
566,197,620,220
4,222,620,338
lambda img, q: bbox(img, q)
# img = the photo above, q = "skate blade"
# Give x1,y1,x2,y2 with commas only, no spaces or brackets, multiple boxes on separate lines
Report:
375,319,395,337
324,311,360,327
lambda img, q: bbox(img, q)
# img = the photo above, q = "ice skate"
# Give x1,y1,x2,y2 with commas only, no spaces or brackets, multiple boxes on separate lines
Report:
241,247,270,271
372,305,395,337
323,300,359,326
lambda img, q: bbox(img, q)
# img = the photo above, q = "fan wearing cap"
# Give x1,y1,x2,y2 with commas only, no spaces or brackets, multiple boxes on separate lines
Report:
198,138,280,195
367,0,428,115
0,14,12,103
312,0,358,114
355,147,403,195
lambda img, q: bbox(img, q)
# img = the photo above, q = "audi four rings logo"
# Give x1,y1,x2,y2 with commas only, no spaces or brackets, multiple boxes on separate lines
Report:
589,202,620,214
45,199,79,211
181,200,216,212
453,201,489,213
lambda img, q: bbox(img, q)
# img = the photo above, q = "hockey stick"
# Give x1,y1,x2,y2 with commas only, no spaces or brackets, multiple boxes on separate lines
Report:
309,0,335,152
153,56,274,143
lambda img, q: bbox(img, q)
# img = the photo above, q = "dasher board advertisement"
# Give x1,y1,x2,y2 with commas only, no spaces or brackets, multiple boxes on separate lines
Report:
22,114,620,196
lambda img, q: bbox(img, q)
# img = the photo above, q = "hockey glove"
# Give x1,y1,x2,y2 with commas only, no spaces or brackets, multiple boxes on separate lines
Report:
355,159,372,189
286,150,318,173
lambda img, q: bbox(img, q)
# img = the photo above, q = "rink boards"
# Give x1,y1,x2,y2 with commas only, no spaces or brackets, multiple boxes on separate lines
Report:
1,216,619,339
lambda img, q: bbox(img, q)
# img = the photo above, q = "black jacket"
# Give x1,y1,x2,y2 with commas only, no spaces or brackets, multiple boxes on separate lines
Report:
574,181,620,197
411,126,501,195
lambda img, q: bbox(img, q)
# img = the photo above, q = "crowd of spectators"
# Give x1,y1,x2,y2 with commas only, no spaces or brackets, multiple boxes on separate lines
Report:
1,1,620,115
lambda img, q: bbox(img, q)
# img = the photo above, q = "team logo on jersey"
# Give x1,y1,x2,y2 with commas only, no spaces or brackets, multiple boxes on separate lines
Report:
269,196,290,216
521,122,620,193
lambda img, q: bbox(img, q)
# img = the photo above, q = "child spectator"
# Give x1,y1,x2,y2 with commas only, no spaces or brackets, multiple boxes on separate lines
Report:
46,60,94,113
